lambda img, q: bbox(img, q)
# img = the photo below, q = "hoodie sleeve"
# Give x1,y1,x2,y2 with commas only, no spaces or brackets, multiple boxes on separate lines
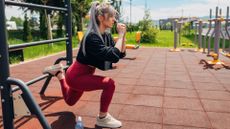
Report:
85,33,121,63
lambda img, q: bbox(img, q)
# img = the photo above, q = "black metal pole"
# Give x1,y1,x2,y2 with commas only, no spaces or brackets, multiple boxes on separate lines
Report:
9,38,67,51
7,78,51,129
65,0,73,66
5,0,67,12
0,1,15,129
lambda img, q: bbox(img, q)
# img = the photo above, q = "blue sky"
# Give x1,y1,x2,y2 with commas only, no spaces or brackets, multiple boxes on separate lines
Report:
121,0,230,23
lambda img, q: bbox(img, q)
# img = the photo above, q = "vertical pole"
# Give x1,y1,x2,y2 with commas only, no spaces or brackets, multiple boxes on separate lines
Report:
216,6,219,19
174,20,178,49
208,30,215,55
130,0,132,32
65,0,73,66
221,31,225,52
219,8,222,17
214,19,221,58
0,1,15,129
198,20,203,50
178,23,181,45
204,9,212,53
226,6,230,51
194,23,198,45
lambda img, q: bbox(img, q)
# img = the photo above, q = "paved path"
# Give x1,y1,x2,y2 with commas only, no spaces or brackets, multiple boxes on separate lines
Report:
1,48,230,129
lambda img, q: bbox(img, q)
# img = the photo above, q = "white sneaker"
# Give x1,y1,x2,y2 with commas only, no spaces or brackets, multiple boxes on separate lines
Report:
43,64,63,76
96,114,122,128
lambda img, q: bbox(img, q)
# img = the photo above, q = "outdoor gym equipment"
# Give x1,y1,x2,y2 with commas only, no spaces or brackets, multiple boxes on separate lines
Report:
0,0,73,129
203,9,212,54
220,6,230,57
193,20,203,52
77,31,84,42
170,20,181,52
205,7,230,56
200,6,230,70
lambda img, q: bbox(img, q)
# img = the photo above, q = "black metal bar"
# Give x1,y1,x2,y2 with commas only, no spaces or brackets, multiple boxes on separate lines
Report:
7,78,51,129
40,57,67,94
12,74,49,92
40,76,53,95
5,1,67,12
65,0,73,66
9,38,68,51
26,74,49,86
0,1,15,129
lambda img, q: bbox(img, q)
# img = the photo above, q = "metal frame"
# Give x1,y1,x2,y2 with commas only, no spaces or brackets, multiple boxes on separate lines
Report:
204,9,212,53
224,6,230,53
170,20,181,52
200,6,230,70
0,0,73,129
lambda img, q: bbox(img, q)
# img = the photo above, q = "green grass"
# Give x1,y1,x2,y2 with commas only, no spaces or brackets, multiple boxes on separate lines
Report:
8,36,79,63
24,37,78,60
114,30,196,48
8,30,229,64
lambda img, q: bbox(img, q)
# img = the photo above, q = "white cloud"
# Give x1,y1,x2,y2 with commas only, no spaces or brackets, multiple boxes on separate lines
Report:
121,5,145,23
122,0,230,23
5,6,24,20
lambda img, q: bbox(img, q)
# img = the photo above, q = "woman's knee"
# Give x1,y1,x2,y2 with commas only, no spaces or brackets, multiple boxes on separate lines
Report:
104,77,116,91
65,99,76,106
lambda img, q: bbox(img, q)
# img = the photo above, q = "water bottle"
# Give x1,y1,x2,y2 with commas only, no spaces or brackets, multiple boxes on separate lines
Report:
75,116,84,129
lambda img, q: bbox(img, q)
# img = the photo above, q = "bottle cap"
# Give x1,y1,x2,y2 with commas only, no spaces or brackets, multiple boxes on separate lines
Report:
77,116,82,121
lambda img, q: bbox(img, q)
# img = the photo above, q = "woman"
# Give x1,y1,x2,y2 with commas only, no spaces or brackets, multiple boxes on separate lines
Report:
44,1,126,128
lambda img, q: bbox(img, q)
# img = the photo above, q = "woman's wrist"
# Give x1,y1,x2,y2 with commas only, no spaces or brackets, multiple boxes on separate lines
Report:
118,33,124,38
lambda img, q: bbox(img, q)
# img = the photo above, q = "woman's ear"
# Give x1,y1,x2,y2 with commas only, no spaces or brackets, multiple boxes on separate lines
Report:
98,15,104,22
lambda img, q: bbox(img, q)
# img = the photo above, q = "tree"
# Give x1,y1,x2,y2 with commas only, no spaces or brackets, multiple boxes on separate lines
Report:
71,0,92,31
23,13,32,41
138,9,159,43
56,14,64,37
166,22,172,31
10,16,23,27
110,0,122,15
21,0,64,39
182,22,191,35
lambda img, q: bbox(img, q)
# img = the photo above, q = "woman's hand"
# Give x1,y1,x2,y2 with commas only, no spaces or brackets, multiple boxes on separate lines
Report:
116,23,126,36
114,23,126,52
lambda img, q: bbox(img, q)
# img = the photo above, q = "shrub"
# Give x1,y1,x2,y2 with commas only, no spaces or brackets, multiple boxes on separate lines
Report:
141,27,159,43
138,10,159,43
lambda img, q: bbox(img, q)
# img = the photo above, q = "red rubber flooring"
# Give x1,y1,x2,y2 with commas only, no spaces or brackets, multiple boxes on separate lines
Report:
1,48,230,129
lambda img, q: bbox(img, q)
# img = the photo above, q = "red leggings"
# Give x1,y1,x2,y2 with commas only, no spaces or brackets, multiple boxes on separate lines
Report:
59,61,115,112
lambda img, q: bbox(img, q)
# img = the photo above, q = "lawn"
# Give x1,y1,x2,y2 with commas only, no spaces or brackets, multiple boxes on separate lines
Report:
8,30,229,64
8,36,79,63
121,30,196,48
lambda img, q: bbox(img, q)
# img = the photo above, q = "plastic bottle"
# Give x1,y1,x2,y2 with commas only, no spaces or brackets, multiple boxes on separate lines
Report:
75,116,84,129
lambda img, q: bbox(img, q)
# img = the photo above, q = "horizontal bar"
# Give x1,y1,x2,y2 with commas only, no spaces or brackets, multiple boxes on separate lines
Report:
5,1,67,12
12,65,71,92
9,38,68,51
208,18,230,21
12,74,49,92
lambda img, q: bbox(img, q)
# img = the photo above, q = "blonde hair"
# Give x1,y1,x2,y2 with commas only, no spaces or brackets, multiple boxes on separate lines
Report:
82,1,118,56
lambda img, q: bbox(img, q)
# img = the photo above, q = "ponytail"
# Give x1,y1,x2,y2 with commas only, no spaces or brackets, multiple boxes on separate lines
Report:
82,1,104,56
81,1,117,56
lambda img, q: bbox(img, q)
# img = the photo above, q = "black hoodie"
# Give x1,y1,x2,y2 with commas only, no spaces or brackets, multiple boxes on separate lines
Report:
77,32,126,70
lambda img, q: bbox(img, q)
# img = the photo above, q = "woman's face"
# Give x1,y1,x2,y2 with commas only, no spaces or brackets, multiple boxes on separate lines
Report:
100,14,116,29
